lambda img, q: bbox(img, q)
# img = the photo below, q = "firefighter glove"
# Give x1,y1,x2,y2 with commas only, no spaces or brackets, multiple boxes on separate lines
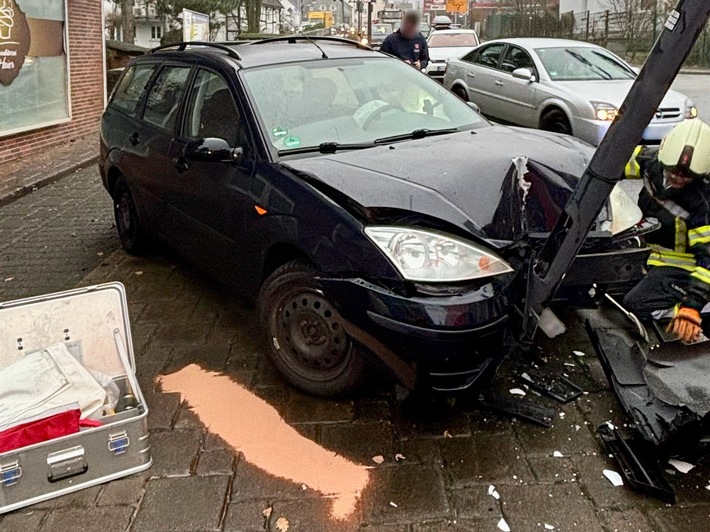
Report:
667,306,703,343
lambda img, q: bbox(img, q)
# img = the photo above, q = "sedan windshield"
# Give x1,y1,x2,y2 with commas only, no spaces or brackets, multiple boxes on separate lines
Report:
428,32,479,47
535,46,635,81
240,57,487,154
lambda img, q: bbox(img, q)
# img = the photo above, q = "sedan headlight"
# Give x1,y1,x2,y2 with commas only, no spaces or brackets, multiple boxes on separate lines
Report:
592,102,618,121
687,105,698,119
364,226,513,282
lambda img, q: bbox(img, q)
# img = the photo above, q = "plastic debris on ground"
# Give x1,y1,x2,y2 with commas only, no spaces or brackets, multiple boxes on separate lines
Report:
603,469,624,487
394,453,406,462
497,517,511,531
371,455,384,464
389,501,398,507
544,524,555,530
488,485,500,500
573,350,585,357
668,459,695,474
509,388,526,396
553,451,563,458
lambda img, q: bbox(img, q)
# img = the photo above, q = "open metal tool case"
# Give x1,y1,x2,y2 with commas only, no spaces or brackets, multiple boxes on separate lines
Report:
0,282,151,514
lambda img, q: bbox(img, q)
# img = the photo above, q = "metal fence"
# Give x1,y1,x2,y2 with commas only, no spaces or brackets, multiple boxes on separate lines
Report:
483,11,710,67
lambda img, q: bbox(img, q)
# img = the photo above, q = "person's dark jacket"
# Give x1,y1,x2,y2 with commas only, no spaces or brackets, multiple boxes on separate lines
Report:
379,30,429,68
628,146,710,310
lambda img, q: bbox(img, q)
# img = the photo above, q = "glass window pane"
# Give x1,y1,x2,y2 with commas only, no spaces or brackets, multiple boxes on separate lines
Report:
185,69,243,147
476,44,505,68
142,66,191,132
110,65,155,116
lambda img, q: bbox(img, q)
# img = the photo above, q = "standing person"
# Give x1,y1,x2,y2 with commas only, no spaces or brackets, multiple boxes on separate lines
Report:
379,10,429,70
622,119,710,342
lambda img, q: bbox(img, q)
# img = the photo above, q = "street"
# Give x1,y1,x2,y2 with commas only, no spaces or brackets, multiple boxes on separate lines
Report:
672,74,710,121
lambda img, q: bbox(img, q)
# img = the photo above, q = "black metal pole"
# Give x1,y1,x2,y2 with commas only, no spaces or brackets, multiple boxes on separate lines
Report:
521,0,710,341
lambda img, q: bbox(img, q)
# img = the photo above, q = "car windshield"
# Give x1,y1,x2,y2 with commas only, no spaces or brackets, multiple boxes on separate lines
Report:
240,57,487,154
535,46,635,81
372,24,393,38
428,32,478,47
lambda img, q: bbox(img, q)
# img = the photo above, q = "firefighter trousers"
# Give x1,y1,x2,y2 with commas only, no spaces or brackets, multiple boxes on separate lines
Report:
622,266,692,319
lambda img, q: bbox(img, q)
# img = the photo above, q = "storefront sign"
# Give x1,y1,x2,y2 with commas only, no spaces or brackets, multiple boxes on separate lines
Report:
182,9,209,42
0,0,31,87
445,0,467,13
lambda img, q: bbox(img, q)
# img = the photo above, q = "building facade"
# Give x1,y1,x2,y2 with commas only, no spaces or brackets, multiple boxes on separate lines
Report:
0,0,106,164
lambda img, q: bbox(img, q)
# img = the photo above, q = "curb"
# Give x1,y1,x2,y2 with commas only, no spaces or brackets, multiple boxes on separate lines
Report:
0,155,98,208
679,69,710,75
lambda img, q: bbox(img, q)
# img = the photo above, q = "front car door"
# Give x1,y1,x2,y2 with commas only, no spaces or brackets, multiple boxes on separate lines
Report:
461,42,506,117
492,45,540,127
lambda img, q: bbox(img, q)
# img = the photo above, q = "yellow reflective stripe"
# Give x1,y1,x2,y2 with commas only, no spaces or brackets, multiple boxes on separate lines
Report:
675,217,687,252
688,225,710,246
692,266,710,286
648,245,694,259
625,146,643,178
648,250,697,271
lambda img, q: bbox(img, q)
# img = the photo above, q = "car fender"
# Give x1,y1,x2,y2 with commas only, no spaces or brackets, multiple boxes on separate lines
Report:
537,97,576,130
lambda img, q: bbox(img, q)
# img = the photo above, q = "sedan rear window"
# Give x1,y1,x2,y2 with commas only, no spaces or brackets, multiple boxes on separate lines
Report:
428,33,479,47
535,47,635,81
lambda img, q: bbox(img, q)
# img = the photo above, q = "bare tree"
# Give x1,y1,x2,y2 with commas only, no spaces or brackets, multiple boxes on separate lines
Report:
602,0,656,54
120,0,136,43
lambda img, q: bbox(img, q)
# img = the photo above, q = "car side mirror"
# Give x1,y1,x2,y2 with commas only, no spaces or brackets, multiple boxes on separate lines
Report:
186,138,242,162
466,101,481,113
512,67,535,82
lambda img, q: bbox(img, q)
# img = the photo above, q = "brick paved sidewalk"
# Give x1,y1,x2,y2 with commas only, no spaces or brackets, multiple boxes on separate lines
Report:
1,166,709,531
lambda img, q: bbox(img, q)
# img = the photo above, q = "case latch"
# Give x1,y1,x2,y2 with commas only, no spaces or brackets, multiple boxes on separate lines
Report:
1,461,22,487
108,431,130,455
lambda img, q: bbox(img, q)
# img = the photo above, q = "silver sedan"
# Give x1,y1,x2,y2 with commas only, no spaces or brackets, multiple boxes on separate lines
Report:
443,38,698,146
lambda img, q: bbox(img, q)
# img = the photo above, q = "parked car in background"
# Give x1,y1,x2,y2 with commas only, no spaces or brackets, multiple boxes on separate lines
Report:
443,38,698,145
425,29,480,82
419,22,431,37
369,23,394,49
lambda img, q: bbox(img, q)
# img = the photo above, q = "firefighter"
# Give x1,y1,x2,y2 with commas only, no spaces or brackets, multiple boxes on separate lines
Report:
623,119,710,343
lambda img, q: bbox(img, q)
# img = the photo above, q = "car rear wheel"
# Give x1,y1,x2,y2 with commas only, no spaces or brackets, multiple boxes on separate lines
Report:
453,86,469,102
113,176,147,255
258,259,367,396
540,109,572,136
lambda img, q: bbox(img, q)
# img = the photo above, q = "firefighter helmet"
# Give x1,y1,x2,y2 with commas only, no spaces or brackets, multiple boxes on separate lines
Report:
658,119,710,178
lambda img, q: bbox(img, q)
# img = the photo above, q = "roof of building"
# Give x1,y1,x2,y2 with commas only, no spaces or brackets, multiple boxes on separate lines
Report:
106,39,149,54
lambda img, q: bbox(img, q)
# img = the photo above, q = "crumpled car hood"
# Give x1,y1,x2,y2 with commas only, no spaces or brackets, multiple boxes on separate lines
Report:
282,125,595,246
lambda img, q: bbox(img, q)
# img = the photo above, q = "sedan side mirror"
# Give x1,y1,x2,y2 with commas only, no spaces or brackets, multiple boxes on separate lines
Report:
466,101,481,113
186,138,242,162
512,67,535,82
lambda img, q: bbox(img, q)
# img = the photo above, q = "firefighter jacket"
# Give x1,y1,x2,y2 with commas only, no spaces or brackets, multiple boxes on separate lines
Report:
625,146,710,311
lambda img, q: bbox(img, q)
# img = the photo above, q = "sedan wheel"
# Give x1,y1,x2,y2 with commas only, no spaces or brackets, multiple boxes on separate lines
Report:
453,86,469,102
540,109,572,136
113,177,147,254
259,260,366,396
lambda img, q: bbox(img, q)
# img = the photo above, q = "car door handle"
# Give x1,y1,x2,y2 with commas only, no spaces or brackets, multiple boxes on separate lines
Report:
494,80,504,86
172,156,189,173
129,133,140,146
465,71,475,78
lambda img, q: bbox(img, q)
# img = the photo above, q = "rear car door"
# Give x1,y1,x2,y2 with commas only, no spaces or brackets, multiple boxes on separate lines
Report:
165,67,256,281
492,45,539,127
462,43,506,117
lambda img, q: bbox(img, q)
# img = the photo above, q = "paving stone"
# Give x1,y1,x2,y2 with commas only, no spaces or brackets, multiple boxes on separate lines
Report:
0,510,46,531
148,429,202,477
223,500,270,531
204,431,231,451
359,524,410,531
284,393,354,424
648,505,710,532
146,392,181,430
440,433,533,486
321,422,395,464
41,506,134,532
411,518,500,531
397,438,442,466
196,449,237,476
514,403,599,457
174,406,205,430
96,477,146,506
448,487,502,519
394,400,472,440
354,399,393,423
526,455,578,483
598,508,656,532
132,476,230,532
270,497,359,532
360,466,450,524
497,484,603,531
231,460,316,502
31,486,103,510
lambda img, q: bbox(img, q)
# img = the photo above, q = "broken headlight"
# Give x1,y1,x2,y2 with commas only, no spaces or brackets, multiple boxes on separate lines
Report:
365,226,513,282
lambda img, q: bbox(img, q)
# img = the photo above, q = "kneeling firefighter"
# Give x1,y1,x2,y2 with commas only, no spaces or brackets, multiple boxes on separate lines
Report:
623,119,710,342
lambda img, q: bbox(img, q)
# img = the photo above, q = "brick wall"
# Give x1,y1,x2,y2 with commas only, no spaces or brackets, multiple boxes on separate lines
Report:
0,0,105,164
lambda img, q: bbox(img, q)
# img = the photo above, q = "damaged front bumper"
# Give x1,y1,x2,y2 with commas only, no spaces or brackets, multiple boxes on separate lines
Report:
317,276,512,392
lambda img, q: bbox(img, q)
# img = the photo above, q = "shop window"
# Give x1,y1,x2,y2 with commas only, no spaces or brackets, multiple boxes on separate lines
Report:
0,0,71,137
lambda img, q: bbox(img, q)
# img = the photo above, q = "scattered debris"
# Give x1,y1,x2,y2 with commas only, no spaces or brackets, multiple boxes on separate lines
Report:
263,507,273,519
705,484,710,491
478,394,554,428
517,368,583,403
389,501,398,508
553,451,563,458
301,484,308,490
488,485,500,500
603,469,624,487
509,388,526,396
544,524,555,530
559,412,565,419
573,350,585,357
497,517,511,532
4,277,13,282
372,455,385,464
443,430,453,438
134,271,144,276
668,459,695,474
394,453,406,462
274,517,290,531
97,252,104,257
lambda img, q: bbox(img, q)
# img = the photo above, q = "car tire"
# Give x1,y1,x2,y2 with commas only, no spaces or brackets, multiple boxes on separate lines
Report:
453,86,469,102
113,176,147,255
258,259,367,396
540,109,572,136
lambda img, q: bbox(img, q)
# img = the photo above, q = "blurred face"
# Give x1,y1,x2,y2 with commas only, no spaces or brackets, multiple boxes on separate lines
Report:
663,167,695,189
400,17,418,38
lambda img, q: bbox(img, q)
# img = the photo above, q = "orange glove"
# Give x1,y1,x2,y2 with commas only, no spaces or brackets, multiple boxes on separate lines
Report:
667,306,703,343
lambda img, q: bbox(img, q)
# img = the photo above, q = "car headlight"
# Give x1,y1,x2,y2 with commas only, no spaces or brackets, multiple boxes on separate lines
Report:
364,226,514,282
592,102,618,121
687,105,698,119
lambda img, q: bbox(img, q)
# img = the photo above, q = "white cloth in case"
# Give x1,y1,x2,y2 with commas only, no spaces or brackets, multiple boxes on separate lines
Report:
0,343,107,431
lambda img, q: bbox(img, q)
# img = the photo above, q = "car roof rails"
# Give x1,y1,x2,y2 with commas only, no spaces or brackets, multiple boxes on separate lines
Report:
150,41,241,60
249,35,370,50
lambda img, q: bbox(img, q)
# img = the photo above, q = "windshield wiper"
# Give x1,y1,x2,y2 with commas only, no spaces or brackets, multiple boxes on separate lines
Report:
375,127,459,144
278,141,375,156
565,49,612,80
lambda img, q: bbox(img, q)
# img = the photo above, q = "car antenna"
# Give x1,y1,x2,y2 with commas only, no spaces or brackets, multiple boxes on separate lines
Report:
285,20,328,59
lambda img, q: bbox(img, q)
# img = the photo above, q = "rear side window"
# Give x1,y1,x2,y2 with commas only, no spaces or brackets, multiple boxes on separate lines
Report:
110,64,155,116
142,66,192,132
475,43,506,69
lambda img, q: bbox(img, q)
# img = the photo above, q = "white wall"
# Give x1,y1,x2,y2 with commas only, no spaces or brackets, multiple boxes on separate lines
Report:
559,0,609,14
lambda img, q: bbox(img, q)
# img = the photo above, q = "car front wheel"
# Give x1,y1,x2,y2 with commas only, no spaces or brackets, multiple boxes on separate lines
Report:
540,109,572,136
258,259,367,396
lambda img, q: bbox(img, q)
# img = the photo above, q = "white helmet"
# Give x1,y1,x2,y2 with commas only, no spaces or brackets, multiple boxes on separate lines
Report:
658,119,710,178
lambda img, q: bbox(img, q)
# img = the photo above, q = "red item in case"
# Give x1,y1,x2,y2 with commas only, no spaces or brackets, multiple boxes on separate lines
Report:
0,409,81,453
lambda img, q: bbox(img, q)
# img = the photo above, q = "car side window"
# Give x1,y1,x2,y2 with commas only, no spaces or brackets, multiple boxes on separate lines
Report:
184,69,247,150
109,64,155,117
501,46,536,74
142,66,192,132
474,44,506,69
461,50,478,64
